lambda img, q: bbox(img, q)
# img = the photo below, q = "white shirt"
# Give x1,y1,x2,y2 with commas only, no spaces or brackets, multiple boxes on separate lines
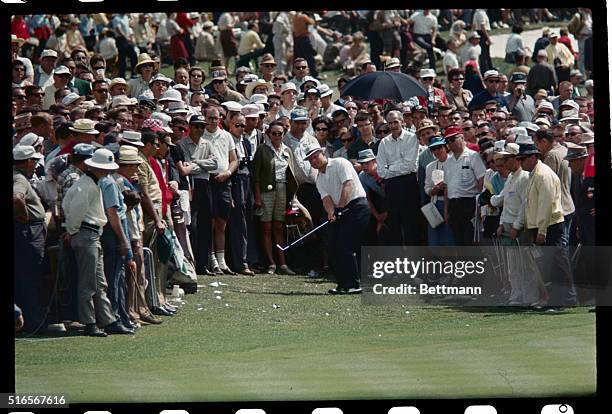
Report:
218,13,235,31
442,50,459,76
376,129,420,179
316,157,366,206
62,173,108,235
491,167,530,230
411,11,438,35
202,128,236,174
472,9,491,31
445,147,486,199
459,43,481,66
424,157,448,202
99,37,118,60
505,33,525,54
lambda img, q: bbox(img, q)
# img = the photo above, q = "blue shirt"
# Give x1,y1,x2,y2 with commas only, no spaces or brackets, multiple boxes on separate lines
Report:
468,90,508,111
99,175,133,261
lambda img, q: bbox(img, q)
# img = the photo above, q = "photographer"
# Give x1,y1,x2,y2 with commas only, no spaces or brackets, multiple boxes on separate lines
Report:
507,72,535,123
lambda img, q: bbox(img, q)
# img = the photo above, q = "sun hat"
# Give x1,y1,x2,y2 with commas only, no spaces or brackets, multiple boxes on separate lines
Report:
72,143,95,157
428,136,447,149
109,77,128,89
62,92,82,106
85,148,119,170
241,104,260,118
564,142,588,160
151,112,173,127
245,79,271,99
281,82,298,95
417,119,438,134
53,65,71,76
149,73,172,86
142,118,173,133
317,83,333,98
517,142,540,157
211,70,227,81
14,113,32,131
420,68,436,78
13,145,43,161
250,93,269,105
260,53,277,66
69,118,99,135
483,70,500,80
221,101,243,112
497,142,520,156
356,149,377,163
11,34,25,46
18,132,44,148
111,94,137,108
165,101,189,114
290,106,309,121
40,49,58,59
121,130,144,147
303,144,324,160
385,57,401,69
134,53,157,73
159,89,183,103
580,132,595,145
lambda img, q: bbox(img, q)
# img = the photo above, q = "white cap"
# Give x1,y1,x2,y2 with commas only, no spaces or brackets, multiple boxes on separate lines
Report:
121,130,144,147
13,145,43,161
420,68,436,78
250,93,268,105
151,111,172,126
41,49,58,59
85,148,119,170
537,101,554,111
483,70,499,80
560,100,579,111
53,65,71,76
172,83,189,92
281,82,298,94
241,104,260,118
62,92,82,106
535,117,551,127
585,79,594,88
221,101,243,112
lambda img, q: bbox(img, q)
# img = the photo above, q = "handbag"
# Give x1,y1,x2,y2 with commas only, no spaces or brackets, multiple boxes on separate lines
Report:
155,227,174,264
421,200,444,229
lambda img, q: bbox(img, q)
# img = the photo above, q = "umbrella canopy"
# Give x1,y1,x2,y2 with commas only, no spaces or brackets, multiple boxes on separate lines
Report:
340,71,428,101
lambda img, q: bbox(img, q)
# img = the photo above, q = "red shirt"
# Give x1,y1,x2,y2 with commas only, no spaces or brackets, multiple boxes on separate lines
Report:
11,17,30,40
149,156,173,216
418,87,450,108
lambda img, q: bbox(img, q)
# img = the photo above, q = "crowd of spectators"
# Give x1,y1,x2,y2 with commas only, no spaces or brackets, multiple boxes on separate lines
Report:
12,9,596,335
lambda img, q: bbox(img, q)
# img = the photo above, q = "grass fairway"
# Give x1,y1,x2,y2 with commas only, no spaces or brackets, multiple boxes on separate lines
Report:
15,274,595,403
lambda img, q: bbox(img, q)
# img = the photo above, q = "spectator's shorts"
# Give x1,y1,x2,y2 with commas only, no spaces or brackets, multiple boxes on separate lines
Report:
210,178,232,219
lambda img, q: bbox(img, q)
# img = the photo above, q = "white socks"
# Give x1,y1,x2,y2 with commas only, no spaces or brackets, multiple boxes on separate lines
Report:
209,253,219,269
215,251,227,269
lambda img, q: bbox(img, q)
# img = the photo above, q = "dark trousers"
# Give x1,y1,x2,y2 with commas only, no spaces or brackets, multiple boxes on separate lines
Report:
116,35,138,79
413,34,436,70
101,227,131,327
56,240,79,322
384,173,419,246
190,179,213,273
236,48,266,69
293,36,318,77
182,32,195,65
14,221,47,333
448,197,477,246
228,174,250,271
478,31,493,73
292,183,327,270
330,198,370,289
529,222,577,306
367,30,383,70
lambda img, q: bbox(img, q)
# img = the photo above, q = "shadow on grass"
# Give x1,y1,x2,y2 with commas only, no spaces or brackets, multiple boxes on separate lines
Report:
229,289,332,297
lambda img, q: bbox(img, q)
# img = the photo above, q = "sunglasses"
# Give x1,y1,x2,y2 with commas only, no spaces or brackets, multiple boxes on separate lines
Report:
452,77,465,81
93,66,105,71
212,80,225,84
176,126,188,133
263,64,276,68
492,117,506,121
335,118,348,124
341,138,353,143
485,108,497,113
487,79,500,83
463,127,474,131
14,95,26,100
273,83,284,88
315,127,328,132
377,129,390,134
422,77,434,81
94,89,108,93
295,66,308,70
270,131,284,136
234,124,246,128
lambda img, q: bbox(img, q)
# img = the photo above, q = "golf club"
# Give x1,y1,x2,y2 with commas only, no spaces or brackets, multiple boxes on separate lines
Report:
276,208,348,251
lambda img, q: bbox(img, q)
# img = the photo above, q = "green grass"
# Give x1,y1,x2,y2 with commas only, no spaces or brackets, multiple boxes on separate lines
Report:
15,274,596,403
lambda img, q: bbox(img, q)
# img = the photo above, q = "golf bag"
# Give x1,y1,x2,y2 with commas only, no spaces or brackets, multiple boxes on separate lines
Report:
166,228,198,294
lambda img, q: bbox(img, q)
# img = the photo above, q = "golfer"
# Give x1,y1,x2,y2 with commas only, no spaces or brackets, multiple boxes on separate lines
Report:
304,145,370,295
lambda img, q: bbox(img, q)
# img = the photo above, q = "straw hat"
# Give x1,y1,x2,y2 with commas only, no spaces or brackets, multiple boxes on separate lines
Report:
134,53,158,73
69,118,99,135
245,79,271,99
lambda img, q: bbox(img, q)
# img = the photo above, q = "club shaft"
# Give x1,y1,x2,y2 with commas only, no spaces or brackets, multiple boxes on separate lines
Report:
277,219,331,251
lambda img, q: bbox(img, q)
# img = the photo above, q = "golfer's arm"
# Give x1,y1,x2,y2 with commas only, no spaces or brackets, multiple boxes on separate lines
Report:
322,195,335,217
337,179,353,209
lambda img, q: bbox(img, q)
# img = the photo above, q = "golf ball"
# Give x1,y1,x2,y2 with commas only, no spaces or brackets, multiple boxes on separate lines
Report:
267,184,273,190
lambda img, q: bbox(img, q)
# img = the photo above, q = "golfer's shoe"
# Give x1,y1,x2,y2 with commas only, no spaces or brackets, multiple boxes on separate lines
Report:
328,287,363,295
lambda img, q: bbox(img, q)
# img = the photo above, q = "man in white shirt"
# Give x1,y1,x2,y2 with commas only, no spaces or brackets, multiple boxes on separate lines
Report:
410,9,439,70
442,38,460,76
34,49,59,88
42,66,72,110
62,149,133,337
376,110,420,245
490,143,539,305
459,32,482,67
305,145,370,295
202,106,239,274
443,126,486,245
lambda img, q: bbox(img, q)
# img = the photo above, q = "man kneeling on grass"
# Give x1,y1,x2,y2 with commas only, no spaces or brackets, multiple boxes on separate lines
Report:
304,145,371,295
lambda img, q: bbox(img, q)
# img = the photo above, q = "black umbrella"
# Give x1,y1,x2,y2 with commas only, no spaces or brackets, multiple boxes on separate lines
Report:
340,71,428,101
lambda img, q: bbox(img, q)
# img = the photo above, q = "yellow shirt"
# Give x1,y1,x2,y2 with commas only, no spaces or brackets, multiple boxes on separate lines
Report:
522,160,564,236
545,43,575,67
137,151,162,205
